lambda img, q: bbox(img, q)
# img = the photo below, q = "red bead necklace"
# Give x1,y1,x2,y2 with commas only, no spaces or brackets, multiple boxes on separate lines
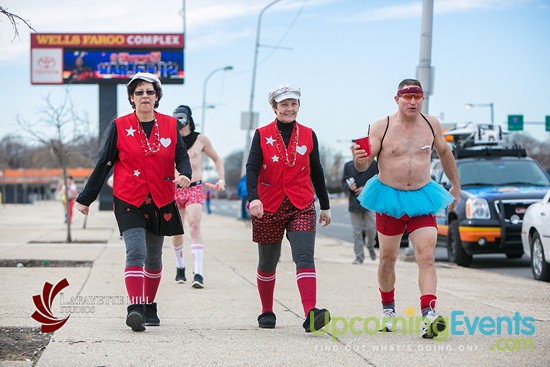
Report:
135,113,160,156
274,124,300,167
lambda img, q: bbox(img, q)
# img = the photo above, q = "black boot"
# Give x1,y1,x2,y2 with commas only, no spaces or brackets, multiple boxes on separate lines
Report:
144,302,160,326
303,308,331,333
257,311,276,329
126,304,146,332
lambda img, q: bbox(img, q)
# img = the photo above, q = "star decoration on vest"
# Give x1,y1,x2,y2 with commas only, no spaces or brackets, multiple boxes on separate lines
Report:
126,126,136,137
134,169,141,177
271,155,279,163
145,197,152,205
265,136,275,146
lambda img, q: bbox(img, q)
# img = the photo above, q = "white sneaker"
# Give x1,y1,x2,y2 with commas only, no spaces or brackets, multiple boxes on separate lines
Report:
380,308,397,332
421,310,446,339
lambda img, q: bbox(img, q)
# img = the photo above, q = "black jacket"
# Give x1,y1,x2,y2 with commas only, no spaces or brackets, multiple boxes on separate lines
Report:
342,159,378,212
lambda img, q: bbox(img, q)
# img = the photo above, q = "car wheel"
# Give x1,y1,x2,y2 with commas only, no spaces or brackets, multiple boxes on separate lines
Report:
447,220,473,267
530,231,550,282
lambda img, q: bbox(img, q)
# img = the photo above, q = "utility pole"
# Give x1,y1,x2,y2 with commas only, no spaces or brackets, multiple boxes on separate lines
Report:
240,0,283,177
416,0,434,114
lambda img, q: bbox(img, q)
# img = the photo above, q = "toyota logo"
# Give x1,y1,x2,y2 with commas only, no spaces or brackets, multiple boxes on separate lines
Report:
37,57,56,69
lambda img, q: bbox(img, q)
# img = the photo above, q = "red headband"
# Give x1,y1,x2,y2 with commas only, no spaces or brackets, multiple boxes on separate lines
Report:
397,86,423,96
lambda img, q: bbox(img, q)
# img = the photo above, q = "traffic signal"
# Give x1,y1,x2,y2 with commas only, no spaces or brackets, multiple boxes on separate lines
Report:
508,115,524,131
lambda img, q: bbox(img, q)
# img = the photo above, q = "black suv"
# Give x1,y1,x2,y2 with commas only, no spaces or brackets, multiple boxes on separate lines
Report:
431,147,550,267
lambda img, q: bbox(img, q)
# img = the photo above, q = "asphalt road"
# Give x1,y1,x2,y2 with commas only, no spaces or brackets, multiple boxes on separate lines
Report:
208,199,534,281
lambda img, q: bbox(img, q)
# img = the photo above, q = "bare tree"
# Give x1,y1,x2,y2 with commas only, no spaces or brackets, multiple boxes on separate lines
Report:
1,5,36,40
223,150,244,192
505,133,550,174
0,135,30,169
318,144,345,194
17,89,91,242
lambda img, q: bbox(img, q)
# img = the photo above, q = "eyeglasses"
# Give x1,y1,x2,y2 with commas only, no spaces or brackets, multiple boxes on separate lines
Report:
399,94,424,102
134,90,156,96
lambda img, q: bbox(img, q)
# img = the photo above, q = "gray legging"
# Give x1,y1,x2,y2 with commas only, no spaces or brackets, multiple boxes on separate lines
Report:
123,227,164,270
258,231,316,273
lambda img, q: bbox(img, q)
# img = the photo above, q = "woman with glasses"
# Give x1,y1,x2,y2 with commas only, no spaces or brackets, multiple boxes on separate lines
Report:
353,78,460,339
76,72,192,332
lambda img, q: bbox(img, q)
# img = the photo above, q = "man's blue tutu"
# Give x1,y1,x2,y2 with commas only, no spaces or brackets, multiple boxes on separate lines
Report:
357,175,454,218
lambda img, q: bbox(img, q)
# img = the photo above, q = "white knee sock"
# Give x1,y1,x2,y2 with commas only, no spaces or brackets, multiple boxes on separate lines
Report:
173,244,186,269
191,244,204,276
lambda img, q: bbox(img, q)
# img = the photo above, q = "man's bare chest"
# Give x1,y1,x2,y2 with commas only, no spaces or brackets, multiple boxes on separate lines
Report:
187,144,204,162
381,122,433,158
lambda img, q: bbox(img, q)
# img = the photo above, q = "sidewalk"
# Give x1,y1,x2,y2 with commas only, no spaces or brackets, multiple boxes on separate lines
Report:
1,201,549,367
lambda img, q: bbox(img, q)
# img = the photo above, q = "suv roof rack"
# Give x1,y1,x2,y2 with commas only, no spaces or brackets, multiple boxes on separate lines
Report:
454,145,527,159
444,122,505,149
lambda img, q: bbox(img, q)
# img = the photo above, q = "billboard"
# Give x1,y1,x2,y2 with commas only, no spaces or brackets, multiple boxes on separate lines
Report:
30,33,184,85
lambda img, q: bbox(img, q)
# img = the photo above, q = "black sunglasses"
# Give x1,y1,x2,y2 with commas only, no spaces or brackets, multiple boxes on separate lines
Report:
134,90,156,96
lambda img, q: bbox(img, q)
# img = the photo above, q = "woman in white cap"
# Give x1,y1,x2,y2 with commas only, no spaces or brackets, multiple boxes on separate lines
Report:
246,83,332,332
76,72,192,332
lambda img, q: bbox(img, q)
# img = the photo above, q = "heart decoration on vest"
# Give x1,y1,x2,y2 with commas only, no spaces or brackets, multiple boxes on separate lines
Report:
296,145,307,155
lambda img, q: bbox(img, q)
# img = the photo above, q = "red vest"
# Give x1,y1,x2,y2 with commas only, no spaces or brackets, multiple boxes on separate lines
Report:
113,112,177,208
257,120,314,212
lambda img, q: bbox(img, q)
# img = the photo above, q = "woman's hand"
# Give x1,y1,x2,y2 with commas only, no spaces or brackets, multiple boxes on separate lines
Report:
174,175,191,188
76,202,89,215
248,199,264,218
319,209,332,227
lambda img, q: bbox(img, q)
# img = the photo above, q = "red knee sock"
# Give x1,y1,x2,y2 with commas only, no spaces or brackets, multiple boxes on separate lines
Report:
257,269,276,313
144,267,162,304
124,266,144,304
296,268,317,316
379,288,395,310
420,294,437,316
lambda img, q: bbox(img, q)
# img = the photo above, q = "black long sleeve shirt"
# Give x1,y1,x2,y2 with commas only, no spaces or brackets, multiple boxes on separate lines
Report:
245,120,330,210
77,119,191,206
342,159,378,212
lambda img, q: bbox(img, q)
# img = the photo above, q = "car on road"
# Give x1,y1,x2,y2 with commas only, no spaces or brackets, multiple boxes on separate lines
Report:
521,188,550,282
431,123,550,267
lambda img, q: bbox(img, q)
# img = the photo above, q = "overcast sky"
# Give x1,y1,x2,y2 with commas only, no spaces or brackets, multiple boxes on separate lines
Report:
1,0,549,159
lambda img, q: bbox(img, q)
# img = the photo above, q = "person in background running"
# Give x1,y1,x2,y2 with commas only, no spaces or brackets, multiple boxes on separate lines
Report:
171,104,225,289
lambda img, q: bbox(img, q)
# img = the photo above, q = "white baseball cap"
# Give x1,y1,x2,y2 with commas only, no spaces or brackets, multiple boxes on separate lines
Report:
127,72,162,88
268,83,301,104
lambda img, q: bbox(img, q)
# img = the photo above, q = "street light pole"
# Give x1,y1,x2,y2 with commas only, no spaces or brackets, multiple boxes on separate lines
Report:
201,65,233,135
241,0,283,177
465,102,495,125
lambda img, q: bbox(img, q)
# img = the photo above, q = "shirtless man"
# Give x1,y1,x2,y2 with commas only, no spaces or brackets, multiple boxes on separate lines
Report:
172,105,225,288
353,79,460,339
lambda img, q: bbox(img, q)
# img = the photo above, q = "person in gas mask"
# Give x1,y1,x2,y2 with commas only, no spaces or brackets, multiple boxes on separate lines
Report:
171,105,225,289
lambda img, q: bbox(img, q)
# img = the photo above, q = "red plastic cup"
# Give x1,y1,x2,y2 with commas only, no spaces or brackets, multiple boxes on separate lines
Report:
353,136,371,156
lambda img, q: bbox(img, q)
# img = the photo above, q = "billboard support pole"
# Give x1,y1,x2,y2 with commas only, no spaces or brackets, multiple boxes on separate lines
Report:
98,84,117,211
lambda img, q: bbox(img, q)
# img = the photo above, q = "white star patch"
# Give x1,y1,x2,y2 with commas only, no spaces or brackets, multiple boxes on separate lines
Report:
265,136,275,146
271,155,279,163
134,169,141,177
126,126,136,137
